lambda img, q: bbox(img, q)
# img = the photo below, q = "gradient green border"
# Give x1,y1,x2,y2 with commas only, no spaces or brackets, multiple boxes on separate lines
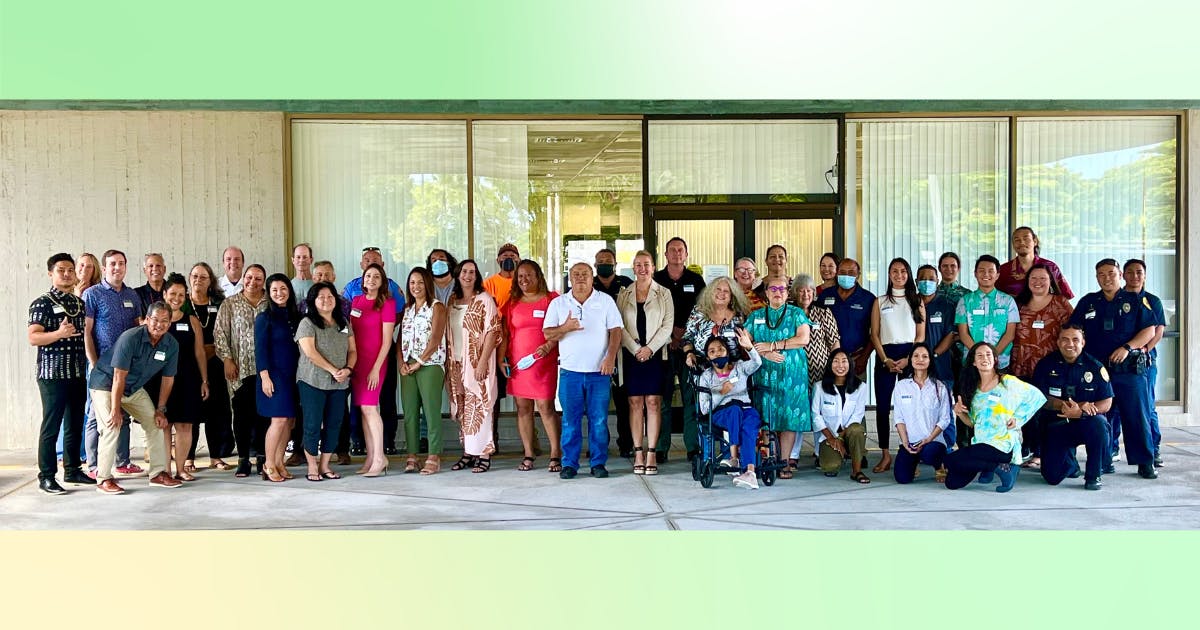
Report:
3,1,1198,627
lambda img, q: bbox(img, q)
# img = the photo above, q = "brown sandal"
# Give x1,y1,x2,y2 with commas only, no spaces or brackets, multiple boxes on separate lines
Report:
419,456,441,476
404,457,419,474
517,456,535,472
547,457,562,473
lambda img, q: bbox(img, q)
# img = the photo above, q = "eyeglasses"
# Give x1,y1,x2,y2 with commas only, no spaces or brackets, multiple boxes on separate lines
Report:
735,268,756,274
362,247,381,253
766,286,789,293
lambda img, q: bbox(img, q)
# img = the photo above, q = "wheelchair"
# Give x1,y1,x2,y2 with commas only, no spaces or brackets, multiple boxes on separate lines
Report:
687,353,787,489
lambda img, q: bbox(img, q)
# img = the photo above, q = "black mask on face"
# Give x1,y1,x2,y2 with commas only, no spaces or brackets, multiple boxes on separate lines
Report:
500,258,516,272
596,263,615,278
711,356,730,369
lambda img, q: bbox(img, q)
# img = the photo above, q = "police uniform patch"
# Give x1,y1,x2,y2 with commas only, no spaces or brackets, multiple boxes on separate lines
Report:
1143,296,1152,310
1083,371,1093,383
1122,302,1131,313
1099,366,1110,382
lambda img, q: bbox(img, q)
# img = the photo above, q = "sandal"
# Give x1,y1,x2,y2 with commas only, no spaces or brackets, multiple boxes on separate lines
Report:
211,459,232,471
779,468,794,480
934,466,948,484
644,448,658,476
547,457,562,473
306,473,323,482
174,472,196,482
632,447,645,475
517,456,535,472
787,458,798,472
471,457,492,473
404,457,419,474
320,471,341,480
451,454,477,471
1020,458,1041,470
851,471,872,484
419,456,441,476
872,453,892,474
183,461,197,474
279,467,294,480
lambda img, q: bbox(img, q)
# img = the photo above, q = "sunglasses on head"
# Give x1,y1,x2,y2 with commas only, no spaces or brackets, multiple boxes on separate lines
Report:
362,247,381,253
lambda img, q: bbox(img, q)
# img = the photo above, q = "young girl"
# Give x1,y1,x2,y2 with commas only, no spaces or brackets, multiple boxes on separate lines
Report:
810,349,871,483
696,329,762,489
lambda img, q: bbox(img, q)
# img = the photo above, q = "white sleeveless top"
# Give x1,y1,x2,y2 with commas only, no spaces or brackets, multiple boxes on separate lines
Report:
878,289,917,345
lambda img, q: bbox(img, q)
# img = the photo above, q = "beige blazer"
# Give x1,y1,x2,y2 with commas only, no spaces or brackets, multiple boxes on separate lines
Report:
615,281,674,385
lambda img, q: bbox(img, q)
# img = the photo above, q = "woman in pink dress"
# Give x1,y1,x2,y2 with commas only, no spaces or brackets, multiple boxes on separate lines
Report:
499,260,562,472
445,260,502,473
349,264,396,477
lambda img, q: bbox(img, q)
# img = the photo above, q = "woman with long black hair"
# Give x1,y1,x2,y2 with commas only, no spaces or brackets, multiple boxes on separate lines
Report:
868,257,925,474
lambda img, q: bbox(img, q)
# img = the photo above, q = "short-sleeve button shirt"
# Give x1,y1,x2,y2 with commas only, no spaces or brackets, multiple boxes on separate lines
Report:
1031,350,1114,407
88,326,180,395
83,280,143,356
1068,290,1154,364
817,284,876,355
954,288,1020,368
28,288,87,380
1130,289,1166,360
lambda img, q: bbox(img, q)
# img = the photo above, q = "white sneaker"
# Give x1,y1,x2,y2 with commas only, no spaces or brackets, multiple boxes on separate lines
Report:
1112,453,1121,463
732,471,759,489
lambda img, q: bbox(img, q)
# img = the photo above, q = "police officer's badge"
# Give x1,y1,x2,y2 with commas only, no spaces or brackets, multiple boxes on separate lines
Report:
1100,366,1110,382
1084,371,1093,383
1122,302,1131,313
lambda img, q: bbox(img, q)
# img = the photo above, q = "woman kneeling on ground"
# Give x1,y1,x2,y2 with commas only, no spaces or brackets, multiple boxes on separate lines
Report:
892,344,952,484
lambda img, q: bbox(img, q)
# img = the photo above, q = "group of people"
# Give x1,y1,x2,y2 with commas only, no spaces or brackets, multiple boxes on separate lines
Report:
28,225,1166,495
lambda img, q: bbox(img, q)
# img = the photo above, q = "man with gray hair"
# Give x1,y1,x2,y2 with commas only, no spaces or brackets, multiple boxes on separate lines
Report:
88,302,184,493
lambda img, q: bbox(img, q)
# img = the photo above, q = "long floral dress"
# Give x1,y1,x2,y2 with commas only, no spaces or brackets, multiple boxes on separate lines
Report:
744,304,812,432
447,293,501,457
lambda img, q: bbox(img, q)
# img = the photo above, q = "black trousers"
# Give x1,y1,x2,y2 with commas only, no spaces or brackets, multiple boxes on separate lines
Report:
944,443,1011,490
38,378,86,480
611,378,632,454
188,357,235,460
231,376,267,460
1041,413,1109,484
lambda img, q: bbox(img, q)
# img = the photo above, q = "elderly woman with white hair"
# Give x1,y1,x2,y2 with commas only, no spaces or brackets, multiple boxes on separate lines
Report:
788,272,841,468
681,276,752,369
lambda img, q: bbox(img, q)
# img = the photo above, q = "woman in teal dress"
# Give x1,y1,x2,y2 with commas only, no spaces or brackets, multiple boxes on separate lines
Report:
744,273,812,479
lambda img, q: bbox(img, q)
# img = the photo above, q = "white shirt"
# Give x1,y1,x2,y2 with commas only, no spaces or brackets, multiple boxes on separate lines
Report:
810,382,868,448
543,289,622,373
878,289,917,345
891,377,953,442
219,275,243,298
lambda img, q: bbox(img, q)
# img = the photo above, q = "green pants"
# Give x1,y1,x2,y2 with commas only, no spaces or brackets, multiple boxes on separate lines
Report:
818,422,867,474
401,364,445,455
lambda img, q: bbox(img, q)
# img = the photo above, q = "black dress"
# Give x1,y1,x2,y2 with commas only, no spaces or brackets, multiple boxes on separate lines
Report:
145,316,204,423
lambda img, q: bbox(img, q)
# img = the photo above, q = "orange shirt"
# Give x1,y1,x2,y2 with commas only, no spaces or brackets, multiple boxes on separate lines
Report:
483,273,514,313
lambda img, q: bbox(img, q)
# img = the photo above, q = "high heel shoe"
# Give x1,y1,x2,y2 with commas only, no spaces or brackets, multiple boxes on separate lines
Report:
255,457,265,475
234,458,251,478
261,466,285,483
362,466,389,478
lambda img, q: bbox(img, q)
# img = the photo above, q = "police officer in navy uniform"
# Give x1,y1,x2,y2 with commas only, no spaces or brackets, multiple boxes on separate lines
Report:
1121,258,1167,467
1031,324,1113,490
1067,258,1158,479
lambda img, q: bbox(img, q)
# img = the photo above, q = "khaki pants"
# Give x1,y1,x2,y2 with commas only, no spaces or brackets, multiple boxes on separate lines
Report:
91,388,165,482
818,422,867,474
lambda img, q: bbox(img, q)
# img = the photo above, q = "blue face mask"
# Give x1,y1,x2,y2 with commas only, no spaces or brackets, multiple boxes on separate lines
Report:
711,356,730,369
837,275,856,290
917,280,937,296
431,260,450,277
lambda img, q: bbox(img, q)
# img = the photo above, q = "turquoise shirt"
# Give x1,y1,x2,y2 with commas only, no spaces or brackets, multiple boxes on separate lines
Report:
968,375,1046,463
954,288,1020,369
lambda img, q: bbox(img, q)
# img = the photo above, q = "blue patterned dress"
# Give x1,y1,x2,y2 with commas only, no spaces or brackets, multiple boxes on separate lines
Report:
745,304,812,432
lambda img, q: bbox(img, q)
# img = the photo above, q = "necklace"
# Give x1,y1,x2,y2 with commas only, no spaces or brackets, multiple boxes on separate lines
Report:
765,304,787,330
192,296,213,328
46,290,83,318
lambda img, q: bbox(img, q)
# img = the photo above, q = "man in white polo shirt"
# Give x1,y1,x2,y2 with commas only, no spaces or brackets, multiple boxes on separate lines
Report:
544,262,623,479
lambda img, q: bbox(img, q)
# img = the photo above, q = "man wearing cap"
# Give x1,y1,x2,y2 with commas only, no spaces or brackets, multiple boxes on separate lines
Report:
341,246,404,455
484,243,521,452
89,301,184,493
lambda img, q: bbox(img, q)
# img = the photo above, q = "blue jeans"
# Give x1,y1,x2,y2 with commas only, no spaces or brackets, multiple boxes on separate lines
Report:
712,404,761,471
1146,360,1161,454
893,442,947,484
299,382,349,455
559,370,611,470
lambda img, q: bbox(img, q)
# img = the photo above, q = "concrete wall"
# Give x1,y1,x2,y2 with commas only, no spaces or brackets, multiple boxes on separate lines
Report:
0,111,285,449
1183,109,1198,423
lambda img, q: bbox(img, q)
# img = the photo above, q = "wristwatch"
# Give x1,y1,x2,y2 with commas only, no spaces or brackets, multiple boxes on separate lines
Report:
156,405,168,413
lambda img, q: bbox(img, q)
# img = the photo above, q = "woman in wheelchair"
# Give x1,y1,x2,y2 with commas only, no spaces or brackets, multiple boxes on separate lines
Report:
810,349,871,483
696,329,763,489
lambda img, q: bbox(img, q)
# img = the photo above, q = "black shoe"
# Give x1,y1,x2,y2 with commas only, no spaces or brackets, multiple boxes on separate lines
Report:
559,466,578,480
656,451,668,464
235,458,252,478
63,470,96,485
1084,479,1103,491
1102,463,1116,475
1154,455,1164,468
686,450,700,463
384,446,398,456
1138,464,1158,479
1066,465,1081,479
619,450,633,459
590,465,609,478
419,438,429,452
255,457,265,475
39,478,67,495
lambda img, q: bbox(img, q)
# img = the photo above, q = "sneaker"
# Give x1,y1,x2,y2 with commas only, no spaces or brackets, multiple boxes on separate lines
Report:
732,471,759,489
115,463,144,475
559,466,578,480
995,463,1019,493
85,469,98,480
1154,455,1164,468
590,465,609,478
96,479,125,494
63,470,96,485
148,472,183,488
1102,463,1116,475
285,440,294,453
39,478,67,495
1111,453,1121,463
1084,479,1103,491
1137,464,1158,480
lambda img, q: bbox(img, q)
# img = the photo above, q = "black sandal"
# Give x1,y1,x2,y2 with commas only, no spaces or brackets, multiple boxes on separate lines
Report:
633,446,645,475
451,454,477,471
547,457,562,473
306,473,322,482
644,449,658,476
517,456,535,471
471,457,492,473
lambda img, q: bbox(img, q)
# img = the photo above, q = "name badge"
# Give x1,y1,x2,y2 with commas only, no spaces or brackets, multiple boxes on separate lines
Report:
987,393,1001,403
350,309,362,318
123,301,135,308
153,351,166,361
175,323,189,331
823,297,835,306
822,400,835,407
881,306,894,313
1048,387,1062,397
723,330,735,337
683,285,695,293
811,323,821,331
754,318,765,325
930,315,942,324
1032,320,1045,329
533,309,545,318
995,309,1006,315
208,306,219,313
1084,311,1096,320
728,376,739,384
851,304,863,310
899,394,912,404
972,309,986,316
52,305,65,314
